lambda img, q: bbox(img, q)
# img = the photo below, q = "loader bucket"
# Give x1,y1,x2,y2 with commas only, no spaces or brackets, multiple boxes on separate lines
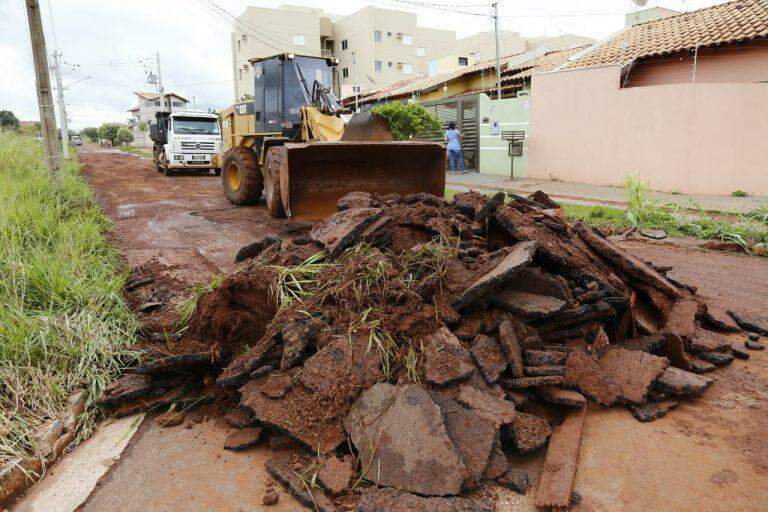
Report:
278,141,446,220
340,112,394,142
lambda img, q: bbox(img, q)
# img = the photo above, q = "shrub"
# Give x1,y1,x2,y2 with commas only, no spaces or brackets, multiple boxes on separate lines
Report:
371,102,441,141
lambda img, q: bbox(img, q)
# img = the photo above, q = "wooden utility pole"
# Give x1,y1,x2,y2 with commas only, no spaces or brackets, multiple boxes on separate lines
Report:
24,0,60,172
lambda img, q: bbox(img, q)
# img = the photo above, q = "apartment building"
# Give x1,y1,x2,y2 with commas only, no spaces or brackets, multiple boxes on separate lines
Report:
230,5,595,101
332,7,456,98
231,4,333,100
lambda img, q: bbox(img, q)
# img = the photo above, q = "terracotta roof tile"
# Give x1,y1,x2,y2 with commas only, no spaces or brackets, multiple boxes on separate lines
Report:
568,0,768,69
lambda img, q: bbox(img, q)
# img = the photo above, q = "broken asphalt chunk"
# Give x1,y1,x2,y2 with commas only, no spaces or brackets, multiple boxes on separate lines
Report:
505,411,551,453
423,328,474,386
453,241,538,309
564,347,669,405
223,426,263,451
499,319,525,378
499,468,529,494
525,349,567,366
654,367,714,396
309,207,383,259
317,456,354,496
470,334,507,383
492,289,567,320
454,384,517,427
536,386,586,408
630,400,678,422
727,310,768,336
344,383,468,496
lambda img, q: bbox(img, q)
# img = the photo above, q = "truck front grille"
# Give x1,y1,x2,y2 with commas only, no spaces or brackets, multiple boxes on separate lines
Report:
180,141,216,152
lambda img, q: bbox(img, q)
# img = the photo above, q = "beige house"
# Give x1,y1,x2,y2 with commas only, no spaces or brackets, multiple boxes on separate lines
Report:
230,4,595,101
127,92,189,146
528,0,768,195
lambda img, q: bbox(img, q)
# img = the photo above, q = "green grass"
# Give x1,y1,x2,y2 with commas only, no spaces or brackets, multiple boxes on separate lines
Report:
117,146,152,159
0,133,137,465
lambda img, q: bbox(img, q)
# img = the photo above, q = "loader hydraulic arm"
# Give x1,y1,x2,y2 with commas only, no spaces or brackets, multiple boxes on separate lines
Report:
292,60,345,115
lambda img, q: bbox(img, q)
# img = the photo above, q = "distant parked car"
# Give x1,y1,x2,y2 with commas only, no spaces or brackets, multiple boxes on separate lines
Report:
70,135,82,146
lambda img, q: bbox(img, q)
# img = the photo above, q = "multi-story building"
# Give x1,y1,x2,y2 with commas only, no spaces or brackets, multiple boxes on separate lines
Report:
127,91,189,146
230,4,595,101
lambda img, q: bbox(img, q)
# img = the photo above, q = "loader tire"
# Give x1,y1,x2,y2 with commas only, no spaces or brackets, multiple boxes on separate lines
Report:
264,146,286,218
221,147,262,205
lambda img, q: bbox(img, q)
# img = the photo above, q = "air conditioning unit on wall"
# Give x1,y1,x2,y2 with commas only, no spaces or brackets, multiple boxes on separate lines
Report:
397,62,404,68
396,32,403,38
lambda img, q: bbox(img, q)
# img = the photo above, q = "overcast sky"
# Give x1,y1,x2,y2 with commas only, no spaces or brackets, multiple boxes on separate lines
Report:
1,0,722,129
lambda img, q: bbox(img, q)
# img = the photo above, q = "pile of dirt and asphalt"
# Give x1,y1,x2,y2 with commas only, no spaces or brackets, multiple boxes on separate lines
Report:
98,189,768,511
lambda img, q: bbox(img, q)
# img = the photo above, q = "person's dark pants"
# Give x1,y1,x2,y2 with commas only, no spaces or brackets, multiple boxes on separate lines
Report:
448,149,465,171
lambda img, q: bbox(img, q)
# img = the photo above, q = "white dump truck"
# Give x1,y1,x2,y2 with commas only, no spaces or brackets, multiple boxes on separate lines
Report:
149,110,222,176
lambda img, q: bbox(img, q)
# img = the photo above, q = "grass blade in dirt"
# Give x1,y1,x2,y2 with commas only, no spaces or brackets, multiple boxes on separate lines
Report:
0,133,137,465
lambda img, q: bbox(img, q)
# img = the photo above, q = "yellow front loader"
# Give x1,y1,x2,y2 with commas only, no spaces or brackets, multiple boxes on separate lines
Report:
216,53,445,219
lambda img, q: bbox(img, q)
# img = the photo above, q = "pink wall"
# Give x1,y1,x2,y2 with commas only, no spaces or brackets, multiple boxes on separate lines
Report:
626,41,768,87
528,65,768,196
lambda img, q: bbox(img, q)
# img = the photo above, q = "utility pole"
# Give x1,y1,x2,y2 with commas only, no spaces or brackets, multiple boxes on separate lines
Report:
156,52,166,112
352,51,360,112
51,51,69,159
24,0,60,172
492,2,502,100
47,0,68,160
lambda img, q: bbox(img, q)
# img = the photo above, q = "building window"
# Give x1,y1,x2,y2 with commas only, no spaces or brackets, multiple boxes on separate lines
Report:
402,63,413,75
387,32,392,37
342,67,349,78
417,47,426,57
341,39,348,51
145,100,154,107
237,40,241,51
238,69,243,80
374,31,382,42
154,101,160,106
388,61,393,68
293,34,306,46
242,34,247,42
402,34,413,46
458,57,468,66
172,101,183,107
375,60,382,72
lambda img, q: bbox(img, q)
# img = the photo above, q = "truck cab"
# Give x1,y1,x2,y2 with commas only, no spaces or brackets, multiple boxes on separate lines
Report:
149,110,222,176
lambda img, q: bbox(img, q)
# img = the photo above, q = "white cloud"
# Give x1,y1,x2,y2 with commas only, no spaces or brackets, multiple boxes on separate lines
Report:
0,0,725,130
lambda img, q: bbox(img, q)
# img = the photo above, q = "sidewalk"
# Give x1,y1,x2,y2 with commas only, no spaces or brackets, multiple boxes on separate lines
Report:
446,172,767,213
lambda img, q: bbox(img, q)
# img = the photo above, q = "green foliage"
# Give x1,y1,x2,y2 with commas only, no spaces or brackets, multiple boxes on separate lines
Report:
98,123,124,146
623,174,654,228
731,190,748,197
82,127,99,141
137,120,149,132
371,101,441,141
116,126,134,145
0,132,136,464
0,110,20,130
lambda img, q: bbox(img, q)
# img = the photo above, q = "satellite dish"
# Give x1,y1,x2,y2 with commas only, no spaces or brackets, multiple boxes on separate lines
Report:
632,0,649,6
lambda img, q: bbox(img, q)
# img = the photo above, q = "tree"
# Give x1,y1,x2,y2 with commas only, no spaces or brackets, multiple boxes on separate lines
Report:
116,127,134,146
371,102,441,141
138,120,148,132
0,110,20,131
82,127,99,142
98,123,122,146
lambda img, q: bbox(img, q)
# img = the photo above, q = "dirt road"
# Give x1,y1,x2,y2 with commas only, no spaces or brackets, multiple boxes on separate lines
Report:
28,149,768,511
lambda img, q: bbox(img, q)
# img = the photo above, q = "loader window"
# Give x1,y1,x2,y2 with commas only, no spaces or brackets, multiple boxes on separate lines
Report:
171,117,220,135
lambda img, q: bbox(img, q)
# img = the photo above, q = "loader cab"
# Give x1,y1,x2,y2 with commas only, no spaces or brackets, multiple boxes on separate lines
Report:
249,53,337,134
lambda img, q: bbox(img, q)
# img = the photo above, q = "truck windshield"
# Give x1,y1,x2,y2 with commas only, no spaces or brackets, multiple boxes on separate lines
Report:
172,117,220,135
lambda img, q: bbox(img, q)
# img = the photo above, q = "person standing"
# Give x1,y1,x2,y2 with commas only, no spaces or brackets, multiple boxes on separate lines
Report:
444,121,465,172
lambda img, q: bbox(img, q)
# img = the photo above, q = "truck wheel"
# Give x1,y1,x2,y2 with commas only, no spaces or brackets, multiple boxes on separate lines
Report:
164,165,174,177
264,147,286,218
153,146,163,172
214,168,221,176
221,147,262,205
